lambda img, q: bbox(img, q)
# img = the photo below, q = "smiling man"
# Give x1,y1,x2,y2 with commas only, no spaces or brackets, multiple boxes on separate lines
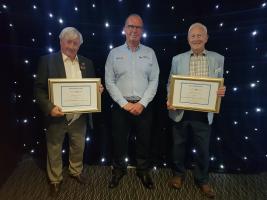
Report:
166,23,226,198
34,27,103,197
105,14,159,189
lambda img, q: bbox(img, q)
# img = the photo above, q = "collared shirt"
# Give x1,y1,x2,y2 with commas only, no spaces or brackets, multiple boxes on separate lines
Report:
62,53,82,125
189,50,208,77
105,43,159,107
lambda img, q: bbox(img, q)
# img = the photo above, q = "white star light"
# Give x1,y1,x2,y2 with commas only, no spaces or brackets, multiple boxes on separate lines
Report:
109,44,113,49
23,119,28,123
86,137,90,141
153,166,157,170
92,4,96,8
173,35,177,39
217,137,221,141
24,59,29,64
215,4,219,9
226,70,230,74
48,32,52,36
147,3,150,8
142,33,147,38
234,27,238,31
101,157,106,163
33,5,37,10
262,3,266,7
245,111,249,115
62,149,66,153
58,18,64,24
74,6,78,11
48,47,54,53
92,33,95,36
244,136,249,140
30,149,35,154
233,121,238,125
32,38,35,42
32,99,36,103
171,6,175,10
219,164,224,169
254,128,258,131
210,156,215,161
9,23,13,27
243,156,248,160
192,149,197,153
125,157,129,162
105,22,109,28
233,87,238,91
251,65,255,69
250,83,256,88
219,22,223,27
255,108,261,112
252,30,258,36
2,4,7,9
48,13,53,18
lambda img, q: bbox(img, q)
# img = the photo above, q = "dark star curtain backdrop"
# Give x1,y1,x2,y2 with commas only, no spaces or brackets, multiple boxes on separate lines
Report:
1,0,266,173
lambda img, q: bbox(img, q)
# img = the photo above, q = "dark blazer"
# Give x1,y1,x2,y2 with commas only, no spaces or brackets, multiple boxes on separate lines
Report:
34,52,95,123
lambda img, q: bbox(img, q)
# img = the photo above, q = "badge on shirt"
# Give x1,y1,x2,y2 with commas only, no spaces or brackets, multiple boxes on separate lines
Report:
80,62,86,70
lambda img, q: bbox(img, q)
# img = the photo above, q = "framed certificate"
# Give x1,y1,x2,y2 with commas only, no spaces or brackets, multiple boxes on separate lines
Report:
48,78,101,113
169,75,224,113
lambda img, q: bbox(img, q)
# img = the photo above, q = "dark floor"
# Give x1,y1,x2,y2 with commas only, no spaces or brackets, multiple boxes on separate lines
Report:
0,155,266,200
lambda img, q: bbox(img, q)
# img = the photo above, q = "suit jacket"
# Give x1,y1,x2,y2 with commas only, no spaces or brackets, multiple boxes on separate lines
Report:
167,50,224,125
34,52,95,124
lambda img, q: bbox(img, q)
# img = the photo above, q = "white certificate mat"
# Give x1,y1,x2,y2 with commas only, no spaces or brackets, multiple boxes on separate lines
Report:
169,75,224,113
48,78,101,113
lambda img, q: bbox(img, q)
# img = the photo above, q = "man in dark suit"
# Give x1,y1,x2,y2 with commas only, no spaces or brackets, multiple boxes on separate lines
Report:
34,27,103,196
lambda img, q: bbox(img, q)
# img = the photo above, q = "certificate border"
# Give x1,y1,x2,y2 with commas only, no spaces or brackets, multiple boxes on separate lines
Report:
48,78,101,113
169,75,224,113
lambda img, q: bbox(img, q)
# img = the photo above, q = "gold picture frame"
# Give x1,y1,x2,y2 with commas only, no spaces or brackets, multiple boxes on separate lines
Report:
48,78,101,113
169,75,224,113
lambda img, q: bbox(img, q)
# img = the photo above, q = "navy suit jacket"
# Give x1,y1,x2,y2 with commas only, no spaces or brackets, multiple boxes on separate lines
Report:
34,52,95,124
167,50,224,124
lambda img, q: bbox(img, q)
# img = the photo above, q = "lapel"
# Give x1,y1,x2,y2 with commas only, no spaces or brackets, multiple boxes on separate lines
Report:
183,51,191,75
56,52,66,78
78,56,87,78
206,51,216,77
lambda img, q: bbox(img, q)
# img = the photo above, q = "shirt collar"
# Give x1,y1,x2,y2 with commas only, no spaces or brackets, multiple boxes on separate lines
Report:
62,52,79,62
190,49,207,56
124,42,141,52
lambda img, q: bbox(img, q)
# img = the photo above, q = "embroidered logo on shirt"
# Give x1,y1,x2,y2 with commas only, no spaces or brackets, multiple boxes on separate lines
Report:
115,56,124,60
139,55,150,59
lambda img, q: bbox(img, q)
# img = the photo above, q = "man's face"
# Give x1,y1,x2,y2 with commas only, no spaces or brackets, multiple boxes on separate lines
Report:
188,26,208,54
124,16,143,44
60,37,80,60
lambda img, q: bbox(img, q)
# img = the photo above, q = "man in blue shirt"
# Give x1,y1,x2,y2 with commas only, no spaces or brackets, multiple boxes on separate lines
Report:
105,14,159,189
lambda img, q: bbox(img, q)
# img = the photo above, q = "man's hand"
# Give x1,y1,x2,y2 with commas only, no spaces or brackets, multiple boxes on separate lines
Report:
129,103,144,116
50,106,64,117
99,84,104,94
217,86,226,97
122,102,135,112
166,101,176,110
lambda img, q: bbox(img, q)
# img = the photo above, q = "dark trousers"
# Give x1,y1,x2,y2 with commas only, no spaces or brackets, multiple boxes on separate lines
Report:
172,120,211,185
111,103,152,174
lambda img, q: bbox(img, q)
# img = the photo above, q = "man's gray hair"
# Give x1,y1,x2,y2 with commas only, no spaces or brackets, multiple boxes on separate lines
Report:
124,14,143,27
188,23,208,35
59,27,83,45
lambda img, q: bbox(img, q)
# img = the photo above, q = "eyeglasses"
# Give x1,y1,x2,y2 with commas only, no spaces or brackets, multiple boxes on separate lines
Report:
126,25,143,30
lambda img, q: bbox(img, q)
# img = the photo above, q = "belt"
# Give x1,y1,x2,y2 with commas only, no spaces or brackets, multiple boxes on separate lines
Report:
127,100,139,103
